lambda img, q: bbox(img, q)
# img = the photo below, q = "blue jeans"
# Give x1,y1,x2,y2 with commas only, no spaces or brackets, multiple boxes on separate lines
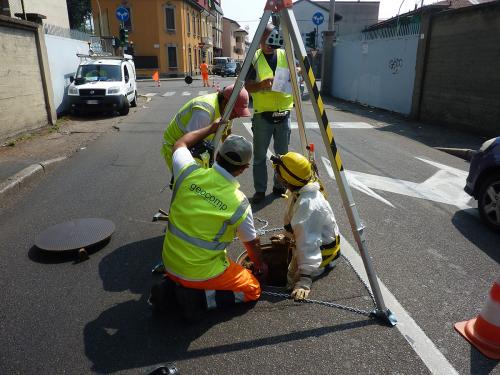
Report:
252,113,291,193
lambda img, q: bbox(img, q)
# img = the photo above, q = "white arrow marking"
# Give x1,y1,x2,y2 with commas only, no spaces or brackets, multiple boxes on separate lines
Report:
321,156,472,209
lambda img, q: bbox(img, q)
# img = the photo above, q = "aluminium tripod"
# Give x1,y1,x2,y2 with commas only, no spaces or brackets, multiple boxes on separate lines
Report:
212,0,396,326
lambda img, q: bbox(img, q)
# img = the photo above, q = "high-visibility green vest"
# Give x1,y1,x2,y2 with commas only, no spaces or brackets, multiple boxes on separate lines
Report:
251,49,294,113
161,93,220,169
162,162,250,280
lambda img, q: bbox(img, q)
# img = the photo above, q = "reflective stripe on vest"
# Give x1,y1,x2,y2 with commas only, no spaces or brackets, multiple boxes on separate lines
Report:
251,49,294,113
168,221,229,251
213,197,250,242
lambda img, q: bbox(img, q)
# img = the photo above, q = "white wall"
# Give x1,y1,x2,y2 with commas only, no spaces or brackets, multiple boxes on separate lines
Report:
45,34,88,113
331,34,419,115
22,0,70,28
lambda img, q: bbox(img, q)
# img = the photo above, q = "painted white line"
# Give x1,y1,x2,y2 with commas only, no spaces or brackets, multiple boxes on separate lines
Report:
243,122,373,130
241,122,459,375
198,90,209,95
182,92,191,96
162,92,175,97
143,93,157,97
340,237,459,375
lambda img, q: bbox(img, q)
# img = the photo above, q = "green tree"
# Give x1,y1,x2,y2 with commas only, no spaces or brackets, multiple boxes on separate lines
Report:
66,0,91,31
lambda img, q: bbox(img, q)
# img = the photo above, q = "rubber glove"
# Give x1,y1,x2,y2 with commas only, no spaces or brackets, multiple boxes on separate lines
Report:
291,275,312,301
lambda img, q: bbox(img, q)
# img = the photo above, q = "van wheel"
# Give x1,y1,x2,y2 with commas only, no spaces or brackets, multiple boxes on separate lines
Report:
130,91,137,107
119,97,130,116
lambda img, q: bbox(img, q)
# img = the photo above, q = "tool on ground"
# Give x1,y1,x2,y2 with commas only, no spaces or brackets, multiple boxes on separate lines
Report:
210,0,396,326
153,208,169,222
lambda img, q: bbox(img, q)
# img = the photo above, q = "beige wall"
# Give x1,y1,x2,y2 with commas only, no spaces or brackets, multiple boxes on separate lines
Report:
22,0,70,28
0,24,48,141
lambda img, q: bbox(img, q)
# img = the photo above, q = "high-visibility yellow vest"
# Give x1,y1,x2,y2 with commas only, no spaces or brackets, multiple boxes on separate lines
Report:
251,49,294,113
161,93,220,169
162,162,250,280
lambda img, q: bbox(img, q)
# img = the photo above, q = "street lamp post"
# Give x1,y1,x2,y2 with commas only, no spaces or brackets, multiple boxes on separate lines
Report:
320,0,336,95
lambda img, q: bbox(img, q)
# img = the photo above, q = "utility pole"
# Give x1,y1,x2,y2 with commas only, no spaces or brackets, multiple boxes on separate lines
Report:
320,0,336,95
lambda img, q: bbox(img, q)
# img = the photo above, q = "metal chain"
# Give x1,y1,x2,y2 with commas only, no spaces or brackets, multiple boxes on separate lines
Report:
262,291,373,317
241,217,378,317
340,254,377,307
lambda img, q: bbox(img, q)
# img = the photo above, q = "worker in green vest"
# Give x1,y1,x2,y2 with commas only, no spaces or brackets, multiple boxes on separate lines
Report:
245,23,294,204
161,85,251,171
150,122,268,322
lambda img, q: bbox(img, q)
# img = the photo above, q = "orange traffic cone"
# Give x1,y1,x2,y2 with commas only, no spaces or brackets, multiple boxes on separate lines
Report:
454,274,500,360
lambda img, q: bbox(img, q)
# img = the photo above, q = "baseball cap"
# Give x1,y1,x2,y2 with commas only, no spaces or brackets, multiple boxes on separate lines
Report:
222,84,251,118
218,135,253,166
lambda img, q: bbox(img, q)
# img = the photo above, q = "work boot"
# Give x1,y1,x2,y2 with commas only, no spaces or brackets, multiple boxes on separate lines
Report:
148,277,176,314
250,192,266,204
174,285,208,323
272,186,286,197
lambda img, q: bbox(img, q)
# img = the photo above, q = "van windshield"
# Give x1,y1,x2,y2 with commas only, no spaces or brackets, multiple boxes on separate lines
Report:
76,64,122,84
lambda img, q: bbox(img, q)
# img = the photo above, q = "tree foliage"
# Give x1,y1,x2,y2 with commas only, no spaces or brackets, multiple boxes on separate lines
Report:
66,0,92,31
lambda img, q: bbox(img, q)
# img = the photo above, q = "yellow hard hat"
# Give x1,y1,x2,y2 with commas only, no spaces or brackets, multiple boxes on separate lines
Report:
271,152,312,187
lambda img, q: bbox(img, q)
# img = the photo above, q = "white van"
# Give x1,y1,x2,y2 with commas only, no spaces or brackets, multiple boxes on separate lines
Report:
213,57,233,75
68,54,137,116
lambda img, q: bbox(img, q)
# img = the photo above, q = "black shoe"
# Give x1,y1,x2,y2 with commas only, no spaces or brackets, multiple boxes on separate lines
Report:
148,278,176,313
250,192,266,204
174,285,207,323
272,186,286,197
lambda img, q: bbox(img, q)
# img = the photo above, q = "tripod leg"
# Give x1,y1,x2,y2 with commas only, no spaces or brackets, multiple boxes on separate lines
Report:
281,8,396,326
281,16,308,155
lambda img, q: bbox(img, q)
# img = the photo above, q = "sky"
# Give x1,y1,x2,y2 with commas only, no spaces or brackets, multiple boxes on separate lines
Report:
222,0,439,39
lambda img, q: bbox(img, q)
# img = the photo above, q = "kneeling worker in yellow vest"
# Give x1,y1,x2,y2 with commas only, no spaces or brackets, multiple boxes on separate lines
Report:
271,152,341,301
161,85,251,171
151,122,268,322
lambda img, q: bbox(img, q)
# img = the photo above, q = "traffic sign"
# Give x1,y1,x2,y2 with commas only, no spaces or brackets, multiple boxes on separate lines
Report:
312,12,324,26
115,6,130,22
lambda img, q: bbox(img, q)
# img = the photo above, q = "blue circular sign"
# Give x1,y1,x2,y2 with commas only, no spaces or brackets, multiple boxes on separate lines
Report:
312,12,324,26
115,6,130,22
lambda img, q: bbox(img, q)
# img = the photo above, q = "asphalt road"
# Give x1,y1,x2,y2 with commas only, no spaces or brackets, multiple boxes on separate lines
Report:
0,78,498,375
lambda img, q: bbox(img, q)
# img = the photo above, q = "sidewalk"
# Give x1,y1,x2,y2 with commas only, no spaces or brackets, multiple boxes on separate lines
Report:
0,108,138,199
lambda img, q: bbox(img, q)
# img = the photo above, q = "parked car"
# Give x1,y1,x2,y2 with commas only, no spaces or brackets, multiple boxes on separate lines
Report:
213,57,232,75
68,54,137,116
464,137,500,232
221,62,240,77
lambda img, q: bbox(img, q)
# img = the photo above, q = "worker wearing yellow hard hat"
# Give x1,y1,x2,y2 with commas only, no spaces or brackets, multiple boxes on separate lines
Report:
271,152,341,301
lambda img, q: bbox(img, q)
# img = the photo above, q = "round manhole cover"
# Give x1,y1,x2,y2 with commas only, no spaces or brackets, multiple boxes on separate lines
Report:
35,218,115,252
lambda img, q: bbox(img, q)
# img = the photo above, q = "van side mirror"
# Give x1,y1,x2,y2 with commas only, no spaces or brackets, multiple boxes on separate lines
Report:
125,75,129,83
70,76,74,83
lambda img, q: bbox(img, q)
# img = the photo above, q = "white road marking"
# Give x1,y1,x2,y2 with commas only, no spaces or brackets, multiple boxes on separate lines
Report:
241,122,460,374
243,122,373,130
182,92,191,96
340,238,459,375
198,90,209,95
162,92,175,97
143,93,157,97
321,156,472,208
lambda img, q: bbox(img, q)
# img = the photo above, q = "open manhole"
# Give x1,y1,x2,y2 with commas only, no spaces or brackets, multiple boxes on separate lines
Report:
237,233,292,287
35,218,115,261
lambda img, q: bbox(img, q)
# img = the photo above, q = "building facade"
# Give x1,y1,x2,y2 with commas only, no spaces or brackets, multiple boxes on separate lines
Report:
222,16,247,61
1,0,70,28
91,0,220,77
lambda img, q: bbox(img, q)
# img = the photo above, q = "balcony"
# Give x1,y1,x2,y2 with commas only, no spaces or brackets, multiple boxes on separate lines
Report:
202,36,213,46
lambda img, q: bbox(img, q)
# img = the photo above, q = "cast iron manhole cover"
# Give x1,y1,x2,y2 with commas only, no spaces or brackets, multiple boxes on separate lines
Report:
35,218,115,255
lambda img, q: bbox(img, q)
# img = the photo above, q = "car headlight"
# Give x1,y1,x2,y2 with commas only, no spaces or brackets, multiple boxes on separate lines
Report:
107,87,121,95
479,138,496,152
68,86,78,96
